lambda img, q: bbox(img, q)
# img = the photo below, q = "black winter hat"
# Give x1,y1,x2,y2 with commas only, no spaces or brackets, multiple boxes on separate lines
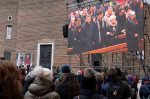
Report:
115,68,122,76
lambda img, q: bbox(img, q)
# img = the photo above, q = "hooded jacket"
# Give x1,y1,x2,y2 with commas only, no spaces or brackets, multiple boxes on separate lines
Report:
24,78,60,99
140,82,150,99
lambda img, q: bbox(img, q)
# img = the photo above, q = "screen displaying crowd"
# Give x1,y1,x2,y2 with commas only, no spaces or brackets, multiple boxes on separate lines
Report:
67,0,144,55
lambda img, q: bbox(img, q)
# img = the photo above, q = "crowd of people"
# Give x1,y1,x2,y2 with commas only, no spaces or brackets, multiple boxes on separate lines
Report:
0,60,150,99
67,0,144,54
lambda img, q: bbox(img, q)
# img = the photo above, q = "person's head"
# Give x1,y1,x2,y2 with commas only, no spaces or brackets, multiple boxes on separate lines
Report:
95,72,104,85
77,17,81,25
91,6,96,11
61,65,71,74
86,15,91,24
84,68,95,78
128,75,134,81
27,55,29,58
119,7,125,15
108,6,113,15
76,25,82,32
128,10,136,20
97,10,103,20
75,11,79,17
33,66,52,81
140,1,143,8
108,67,117,79
20,67,26,75
71,17,75,25
115,68,122,76
81,68,96,90
77,70,82,76
83,8,88,15
0,60,22,99
104,3,108,7
138,80,142,83
109,15,117,24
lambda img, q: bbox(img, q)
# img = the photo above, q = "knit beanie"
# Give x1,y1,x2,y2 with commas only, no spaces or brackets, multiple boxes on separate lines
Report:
128,75,134,81
80,70,84,76
61,65,71,73
33,66,52,81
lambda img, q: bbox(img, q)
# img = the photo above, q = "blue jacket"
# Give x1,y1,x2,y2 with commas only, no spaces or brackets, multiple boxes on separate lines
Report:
77,75,83,85
140,82,150,99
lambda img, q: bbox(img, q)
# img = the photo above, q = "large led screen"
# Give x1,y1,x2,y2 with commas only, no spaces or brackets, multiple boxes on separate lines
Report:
67,0,144,55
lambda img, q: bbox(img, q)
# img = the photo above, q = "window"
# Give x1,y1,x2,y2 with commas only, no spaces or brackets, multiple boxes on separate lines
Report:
37,43,54,70
6,25,12,40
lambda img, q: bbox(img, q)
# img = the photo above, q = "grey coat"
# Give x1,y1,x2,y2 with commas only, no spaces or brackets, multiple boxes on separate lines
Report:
24,77,60,99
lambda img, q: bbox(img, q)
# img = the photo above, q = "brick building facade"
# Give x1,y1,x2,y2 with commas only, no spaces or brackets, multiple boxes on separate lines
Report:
0,0,80,68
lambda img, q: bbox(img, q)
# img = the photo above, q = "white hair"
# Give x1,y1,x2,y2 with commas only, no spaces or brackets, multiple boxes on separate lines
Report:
77,70,82,76
128,10,135,16
109,15,116,21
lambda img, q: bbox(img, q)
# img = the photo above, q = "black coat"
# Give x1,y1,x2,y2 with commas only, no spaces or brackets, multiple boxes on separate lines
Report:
73,89,107,99
81,22,93,52
116,13,126,33
92,20,107,49
57,83,69,99
124,18,139,51
77,75,83,85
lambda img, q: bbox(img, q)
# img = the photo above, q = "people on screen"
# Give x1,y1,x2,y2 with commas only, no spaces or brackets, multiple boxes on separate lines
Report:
67,0,144,54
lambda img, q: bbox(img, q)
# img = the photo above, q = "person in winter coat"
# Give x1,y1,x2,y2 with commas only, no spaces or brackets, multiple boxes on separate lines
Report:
0,60,23,99
55,65,71,86
24,66,60,99
115,68,131,99
92,10,107,49
127,75,137,99
140,77,150,99
124,10,139,51
74,68,107,99
56,73,81,99
81,14,94,52
22,70,35,96
106,15,120,46
55,65,81,99
101,68,126,99
128,75,137,91
95,72,104,95
76,70,83,84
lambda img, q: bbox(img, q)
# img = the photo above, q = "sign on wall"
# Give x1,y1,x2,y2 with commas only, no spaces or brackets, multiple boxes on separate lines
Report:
16,53,34,67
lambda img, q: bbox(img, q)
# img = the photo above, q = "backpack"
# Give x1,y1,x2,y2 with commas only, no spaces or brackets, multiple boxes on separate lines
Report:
106,82,123,99
142,85,150,99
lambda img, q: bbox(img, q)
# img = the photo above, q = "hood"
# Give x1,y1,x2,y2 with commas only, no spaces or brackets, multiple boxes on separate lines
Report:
28,77,55,96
